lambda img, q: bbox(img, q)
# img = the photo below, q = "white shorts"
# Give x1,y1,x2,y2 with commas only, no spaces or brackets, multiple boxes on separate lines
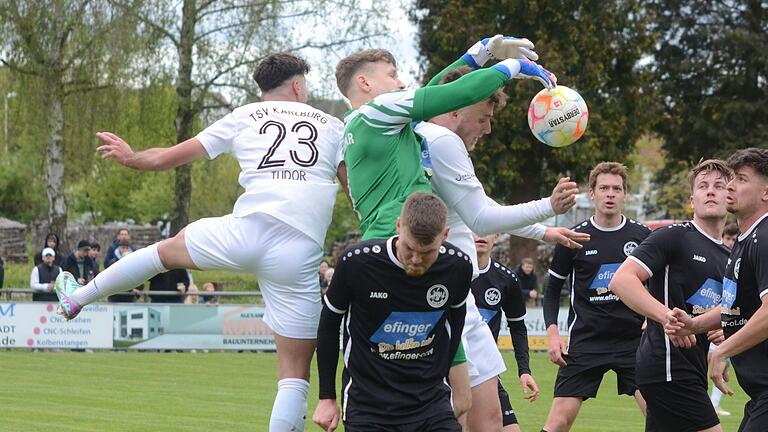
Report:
184,212,323,339
463,293,507,388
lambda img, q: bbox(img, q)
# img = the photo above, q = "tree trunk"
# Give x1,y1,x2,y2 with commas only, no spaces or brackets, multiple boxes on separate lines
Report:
171,0,197,236
44,77,68,249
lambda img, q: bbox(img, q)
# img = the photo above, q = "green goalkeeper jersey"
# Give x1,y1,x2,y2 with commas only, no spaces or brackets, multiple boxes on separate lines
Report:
344,64,509,239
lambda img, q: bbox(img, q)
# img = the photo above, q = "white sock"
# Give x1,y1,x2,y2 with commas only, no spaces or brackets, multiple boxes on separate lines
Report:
711,385,723,407
269,378,309,432
71,243,167,306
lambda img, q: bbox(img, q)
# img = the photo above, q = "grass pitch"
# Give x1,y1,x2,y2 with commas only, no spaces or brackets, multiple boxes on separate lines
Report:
0,350,748,431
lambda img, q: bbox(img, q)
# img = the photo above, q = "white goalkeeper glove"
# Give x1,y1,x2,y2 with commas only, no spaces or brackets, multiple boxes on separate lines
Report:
492,58,557,89
462,34,538,68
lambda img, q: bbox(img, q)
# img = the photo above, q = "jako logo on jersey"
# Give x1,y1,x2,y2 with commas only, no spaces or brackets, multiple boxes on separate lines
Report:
485,288,501,306
693,254,707,263
478,308,497,324
589,263,621,293
427,284,449,308
370,291,388,299
370,311,443,352
623,241,638,256
585,249,597,256
687,278,723,314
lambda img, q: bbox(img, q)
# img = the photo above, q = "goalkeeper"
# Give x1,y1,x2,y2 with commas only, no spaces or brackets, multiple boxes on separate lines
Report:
315,36,579,431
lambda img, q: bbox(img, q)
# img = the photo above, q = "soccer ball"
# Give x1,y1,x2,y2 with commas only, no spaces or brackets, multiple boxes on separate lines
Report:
527,85,589,148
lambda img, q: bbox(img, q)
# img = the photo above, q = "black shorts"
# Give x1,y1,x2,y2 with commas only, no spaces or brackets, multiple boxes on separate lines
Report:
497,378,518,426
345,413,461,432
739,392,768,432
554,351,637,399
639,380,719,432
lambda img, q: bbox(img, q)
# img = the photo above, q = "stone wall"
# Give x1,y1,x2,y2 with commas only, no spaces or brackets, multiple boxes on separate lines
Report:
0,218,27,264
31,222,162,259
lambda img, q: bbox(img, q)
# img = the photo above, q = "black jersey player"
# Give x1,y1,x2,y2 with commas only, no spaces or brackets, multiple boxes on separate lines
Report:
542,162,651,432
667,148,768,432
471,233,538,431
313,192,472,432
611,159,733,432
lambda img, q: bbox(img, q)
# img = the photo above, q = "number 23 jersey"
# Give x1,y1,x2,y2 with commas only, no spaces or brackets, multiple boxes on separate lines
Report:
195,101,344,246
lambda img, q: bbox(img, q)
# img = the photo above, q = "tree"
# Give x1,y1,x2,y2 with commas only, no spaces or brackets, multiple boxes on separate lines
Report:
0,0,147,247
116,0,386,235
650,0,768,170
411,0,656,262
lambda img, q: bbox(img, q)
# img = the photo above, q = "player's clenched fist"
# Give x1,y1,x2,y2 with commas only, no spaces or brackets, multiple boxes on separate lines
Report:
313,399,340,431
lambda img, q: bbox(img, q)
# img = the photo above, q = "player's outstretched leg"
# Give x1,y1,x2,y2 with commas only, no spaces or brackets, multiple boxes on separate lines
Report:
54,231,195,319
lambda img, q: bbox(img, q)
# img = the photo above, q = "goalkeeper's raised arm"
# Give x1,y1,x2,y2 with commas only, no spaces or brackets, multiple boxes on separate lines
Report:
428,34,541,86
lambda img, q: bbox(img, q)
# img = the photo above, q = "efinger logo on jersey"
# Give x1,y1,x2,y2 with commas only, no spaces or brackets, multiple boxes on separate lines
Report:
687,278,723,315
588,263,621,302
370,311,444,353
477,308,497,324
720,277,739,316
589,263,621,293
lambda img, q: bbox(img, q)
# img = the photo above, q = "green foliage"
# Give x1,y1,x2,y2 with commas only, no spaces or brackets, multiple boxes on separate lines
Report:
653,162,694,220
324,190,360,253
650,0,768,172
412,0,656,202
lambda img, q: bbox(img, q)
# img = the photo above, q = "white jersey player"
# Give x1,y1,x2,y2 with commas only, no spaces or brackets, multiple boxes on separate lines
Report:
54,53,343,432
414,65,589,431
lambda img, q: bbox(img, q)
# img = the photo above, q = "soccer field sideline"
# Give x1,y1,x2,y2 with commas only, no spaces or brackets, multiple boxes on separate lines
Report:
0,350,748,431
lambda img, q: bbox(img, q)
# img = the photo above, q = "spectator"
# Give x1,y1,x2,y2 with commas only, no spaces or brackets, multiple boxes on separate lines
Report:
63,240,98,285
202,281,219,305
33,233,63,267
319,259,330,290
106,243,144,303
88,242,101,276
104,228,132,268
149,268,190,303
722,222,739,249
184,284,201,304
105,236,133,268
515,257,539,304
322,268,334,296
30,248,61,302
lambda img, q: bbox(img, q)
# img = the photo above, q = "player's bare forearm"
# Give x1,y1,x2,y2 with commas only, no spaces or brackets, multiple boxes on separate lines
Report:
692,307,723,334
336,162,353,206
610,262,668,324
716,299,768,358
96,132,207,171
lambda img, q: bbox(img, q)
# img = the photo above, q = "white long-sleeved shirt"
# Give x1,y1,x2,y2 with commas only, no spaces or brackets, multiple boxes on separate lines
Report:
415,121,554,275
30,265,61,292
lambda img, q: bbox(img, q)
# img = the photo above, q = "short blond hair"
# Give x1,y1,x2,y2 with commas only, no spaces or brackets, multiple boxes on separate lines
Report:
688,159,732,192
335,49,397,97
